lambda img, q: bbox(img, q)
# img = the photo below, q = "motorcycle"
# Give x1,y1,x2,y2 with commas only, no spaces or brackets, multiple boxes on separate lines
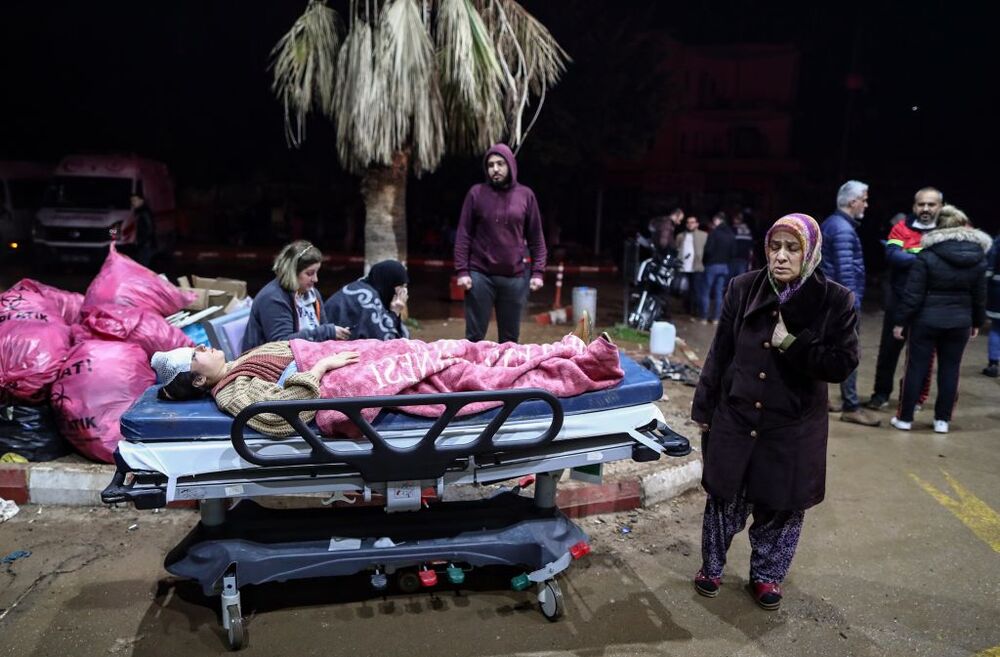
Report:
626,234,682,331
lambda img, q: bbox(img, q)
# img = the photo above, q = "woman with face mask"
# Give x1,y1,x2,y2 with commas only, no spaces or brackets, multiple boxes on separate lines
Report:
689,213,860,611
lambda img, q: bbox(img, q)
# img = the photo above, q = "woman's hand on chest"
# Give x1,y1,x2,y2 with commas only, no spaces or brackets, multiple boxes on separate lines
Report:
771,311,789,346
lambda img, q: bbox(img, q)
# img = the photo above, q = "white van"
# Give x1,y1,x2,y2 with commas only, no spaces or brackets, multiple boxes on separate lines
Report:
0,161,52,258
33,154,176,263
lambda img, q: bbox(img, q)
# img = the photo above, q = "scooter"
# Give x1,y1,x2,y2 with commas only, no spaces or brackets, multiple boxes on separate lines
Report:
626,235,681,331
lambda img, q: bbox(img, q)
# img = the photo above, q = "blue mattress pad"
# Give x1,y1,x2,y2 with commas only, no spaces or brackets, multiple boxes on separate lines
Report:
121,352,662,443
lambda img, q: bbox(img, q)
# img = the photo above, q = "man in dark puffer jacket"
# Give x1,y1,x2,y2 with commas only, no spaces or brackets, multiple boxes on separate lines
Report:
891,205,990,433
820,180,880,426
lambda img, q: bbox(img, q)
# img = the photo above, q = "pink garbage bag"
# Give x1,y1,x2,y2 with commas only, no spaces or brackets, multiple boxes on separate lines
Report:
73,304,194,358
82,243,195,316
0,311,72,404
8,278,84,325
49,340,154,463
1,285,66,325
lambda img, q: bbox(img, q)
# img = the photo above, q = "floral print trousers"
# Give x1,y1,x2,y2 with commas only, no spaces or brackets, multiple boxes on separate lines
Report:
700,489,805,584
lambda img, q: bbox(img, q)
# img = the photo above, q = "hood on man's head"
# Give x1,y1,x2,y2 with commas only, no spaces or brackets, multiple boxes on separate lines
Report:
150,347,194,386
483,143,518,187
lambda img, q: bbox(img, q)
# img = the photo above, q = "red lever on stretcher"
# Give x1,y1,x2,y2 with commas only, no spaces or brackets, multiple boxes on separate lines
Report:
419,567,438,587
518,475,536,488
569,541,591,559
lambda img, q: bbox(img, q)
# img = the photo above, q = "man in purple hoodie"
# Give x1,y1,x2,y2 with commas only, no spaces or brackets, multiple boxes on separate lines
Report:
454,143,547,343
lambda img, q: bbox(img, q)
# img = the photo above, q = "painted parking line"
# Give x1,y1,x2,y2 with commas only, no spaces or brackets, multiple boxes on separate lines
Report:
975,647,1000,657
910,470,1000,553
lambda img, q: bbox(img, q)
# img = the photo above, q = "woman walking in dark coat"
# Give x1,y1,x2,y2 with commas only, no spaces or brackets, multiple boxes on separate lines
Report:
891,205,990,433
691,213,859,610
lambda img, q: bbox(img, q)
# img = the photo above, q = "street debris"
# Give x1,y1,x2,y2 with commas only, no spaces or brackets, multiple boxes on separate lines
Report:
1,550,31,564
0,497,19,523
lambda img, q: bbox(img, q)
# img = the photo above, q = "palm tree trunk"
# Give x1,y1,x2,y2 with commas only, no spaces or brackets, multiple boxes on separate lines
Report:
361,150,409,273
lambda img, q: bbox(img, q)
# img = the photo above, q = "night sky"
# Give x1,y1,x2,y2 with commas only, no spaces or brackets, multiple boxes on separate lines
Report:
1,1,997,239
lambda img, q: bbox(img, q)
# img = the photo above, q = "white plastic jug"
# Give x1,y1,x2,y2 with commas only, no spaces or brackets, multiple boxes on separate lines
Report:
649,321,676,356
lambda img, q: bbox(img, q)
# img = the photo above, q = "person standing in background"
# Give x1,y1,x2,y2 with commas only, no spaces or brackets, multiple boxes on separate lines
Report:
730,211,755,276
702,212,735,325
866,188,943,410
454,143,546,344
649,206,685,254
983,232,1000,377
677,215,707,321
129,192,155,268
820,180,880,427
890,205,989,433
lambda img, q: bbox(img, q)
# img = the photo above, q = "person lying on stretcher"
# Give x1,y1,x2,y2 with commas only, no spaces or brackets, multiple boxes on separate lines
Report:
151,331,622,438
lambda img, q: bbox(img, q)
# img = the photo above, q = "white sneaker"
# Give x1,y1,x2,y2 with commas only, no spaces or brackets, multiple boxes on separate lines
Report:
890,416,912,431
934,420,949,434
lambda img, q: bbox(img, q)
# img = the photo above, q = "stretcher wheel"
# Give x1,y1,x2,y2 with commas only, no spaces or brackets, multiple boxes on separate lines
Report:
226,605,247,650
537,580,564,621
397,571,421,594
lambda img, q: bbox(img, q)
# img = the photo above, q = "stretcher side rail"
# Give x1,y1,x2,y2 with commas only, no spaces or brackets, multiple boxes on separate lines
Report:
230,388,564,482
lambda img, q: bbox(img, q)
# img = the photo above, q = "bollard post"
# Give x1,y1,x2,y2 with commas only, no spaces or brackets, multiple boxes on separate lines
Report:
552,262,564,309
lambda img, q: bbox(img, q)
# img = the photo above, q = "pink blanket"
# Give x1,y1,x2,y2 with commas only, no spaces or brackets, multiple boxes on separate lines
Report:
290,335,623,436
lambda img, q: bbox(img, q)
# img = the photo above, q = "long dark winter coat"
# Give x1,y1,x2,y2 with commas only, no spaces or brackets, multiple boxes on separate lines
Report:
692,269,859,511
893,227,991,329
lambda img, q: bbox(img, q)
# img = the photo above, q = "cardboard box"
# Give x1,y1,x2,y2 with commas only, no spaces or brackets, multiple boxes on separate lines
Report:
190,276,248,300
178,275,248,312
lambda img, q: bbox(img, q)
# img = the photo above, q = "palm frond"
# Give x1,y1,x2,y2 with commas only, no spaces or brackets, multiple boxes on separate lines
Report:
436,0,506,153
485,0,569,148
269,0,343,147
379,0,444,174
333,20,388,172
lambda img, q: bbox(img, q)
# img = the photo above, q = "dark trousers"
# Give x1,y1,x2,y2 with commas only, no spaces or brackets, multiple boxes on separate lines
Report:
899,324,969,422
684,271,706,318
700,490,805,584
702,263,731,321
839,316,861,411
464,271,528,343
873,300,906,399
874,300,932,403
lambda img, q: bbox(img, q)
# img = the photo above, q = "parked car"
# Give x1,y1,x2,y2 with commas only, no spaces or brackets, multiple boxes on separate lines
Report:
0,161,52,259
33,154,176,264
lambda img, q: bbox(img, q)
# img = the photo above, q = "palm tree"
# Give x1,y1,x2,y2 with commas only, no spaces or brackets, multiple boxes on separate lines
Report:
270,0,568,270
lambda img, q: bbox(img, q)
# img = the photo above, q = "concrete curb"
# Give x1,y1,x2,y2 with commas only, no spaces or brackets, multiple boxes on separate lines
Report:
26,464,112,506
640,459,703,508
0,462,114,506
1,457,703,515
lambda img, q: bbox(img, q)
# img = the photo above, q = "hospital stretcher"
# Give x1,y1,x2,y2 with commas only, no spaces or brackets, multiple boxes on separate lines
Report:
102,353,690,650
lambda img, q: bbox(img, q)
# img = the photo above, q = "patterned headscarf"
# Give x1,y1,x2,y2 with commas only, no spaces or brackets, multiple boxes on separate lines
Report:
765,213,823,304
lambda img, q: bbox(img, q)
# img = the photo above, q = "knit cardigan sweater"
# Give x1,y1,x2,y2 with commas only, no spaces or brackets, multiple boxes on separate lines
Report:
213,342,322,437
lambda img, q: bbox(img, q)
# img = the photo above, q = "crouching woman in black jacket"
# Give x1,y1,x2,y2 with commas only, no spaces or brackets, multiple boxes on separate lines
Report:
892,205,990,433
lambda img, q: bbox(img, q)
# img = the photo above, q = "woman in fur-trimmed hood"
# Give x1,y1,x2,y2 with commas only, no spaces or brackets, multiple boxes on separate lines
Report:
891,205,990,432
